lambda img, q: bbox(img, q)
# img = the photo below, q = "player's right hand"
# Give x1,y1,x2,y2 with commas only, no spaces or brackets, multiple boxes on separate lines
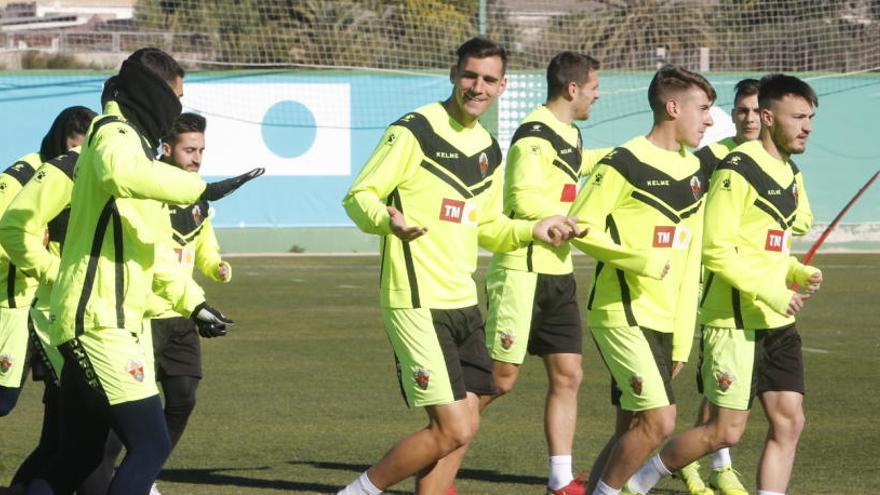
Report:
203,167,265,201
786,292,810,316
387,206,427,241
804,269,822,294
192,302,234,338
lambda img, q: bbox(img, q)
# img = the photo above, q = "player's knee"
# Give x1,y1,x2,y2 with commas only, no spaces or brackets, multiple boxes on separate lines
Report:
641,412,676,443
435,421,477,453
770,410,806,442
494,377,516,396
549,365,583,392
711,423,745,449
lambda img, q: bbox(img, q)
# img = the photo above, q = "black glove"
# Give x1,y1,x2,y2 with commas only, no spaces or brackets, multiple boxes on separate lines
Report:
191,302,234,338
202,167,265,201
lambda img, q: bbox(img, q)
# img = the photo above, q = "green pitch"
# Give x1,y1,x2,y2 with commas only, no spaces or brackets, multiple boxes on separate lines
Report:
1,254,876,494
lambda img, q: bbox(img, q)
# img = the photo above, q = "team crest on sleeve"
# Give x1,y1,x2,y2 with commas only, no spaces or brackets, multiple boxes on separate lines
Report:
0,354,13,374
125,359,145,383
690,175,703,200
715,369,735,392
630,374,644,395
478,152,489,178
413,367,432,390
499,331,516,350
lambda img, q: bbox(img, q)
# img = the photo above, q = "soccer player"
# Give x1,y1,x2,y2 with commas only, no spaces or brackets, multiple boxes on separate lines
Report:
676,77,761,495
25,48,258,495
566,65,716,495
150,112,232,454
338,37,581,495
623,74,821,495
694,78,760,181
479,51,606,495
0,106,95,417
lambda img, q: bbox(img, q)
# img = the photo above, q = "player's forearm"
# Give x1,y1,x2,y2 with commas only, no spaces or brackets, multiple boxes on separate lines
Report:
343,191,392,236
478,217,534,253
572,231,667,279
98,143,205,204
508,189,562,220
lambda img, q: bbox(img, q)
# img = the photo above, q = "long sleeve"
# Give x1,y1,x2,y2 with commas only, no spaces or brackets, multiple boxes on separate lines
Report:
702,168,793,315
195,217,228,283
342,126,421,235
569,165,667,279
152,238,205,318
0,164,70,284
91,123,206,205
671,214,703,362
477,165,535,252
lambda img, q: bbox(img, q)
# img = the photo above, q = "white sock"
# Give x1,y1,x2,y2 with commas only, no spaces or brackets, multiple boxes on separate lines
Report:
711,448,732,470
592,480,620,495
548,454,574,490
337,471,382,495
627,454,672,494
756,491,785,495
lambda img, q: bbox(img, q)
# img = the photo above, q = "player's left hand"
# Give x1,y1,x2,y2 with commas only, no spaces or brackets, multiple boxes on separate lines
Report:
202,167,265,201
671,361,685,379
192,302,234,338
804,269,822,294
217,261,232,282
534,215,587,247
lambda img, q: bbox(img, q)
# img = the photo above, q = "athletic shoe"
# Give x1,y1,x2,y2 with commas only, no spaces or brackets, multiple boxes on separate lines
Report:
675,461,713,495
709,466,748,495
548,477,586,495
149,483,162,495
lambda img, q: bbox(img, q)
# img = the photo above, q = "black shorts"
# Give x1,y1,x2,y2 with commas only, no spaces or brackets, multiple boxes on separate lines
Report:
152,317,202,380
698,323,805,409
386,306,497,407
754,323,805,397
528,273,583,356
486,271,583,364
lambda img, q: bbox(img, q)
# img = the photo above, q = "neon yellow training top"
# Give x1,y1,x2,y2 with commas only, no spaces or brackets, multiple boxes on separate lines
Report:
343,102,537,309
569,136,706,362
699,140,817,330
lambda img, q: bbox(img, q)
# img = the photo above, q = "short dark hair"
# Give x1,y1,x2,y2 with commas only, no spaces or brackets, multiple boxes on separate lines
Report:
648,65,717,115
65,106,97,138
166,112,206,144
546,51,600,100
733,78,760,104
758,73,818,109
129,47,185,84
455,37,507,74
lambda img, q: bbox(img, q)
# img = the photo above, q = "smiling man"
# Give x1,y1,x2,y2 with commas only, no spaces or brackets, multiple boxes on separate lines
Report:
624,74,821,495
339,37,581,495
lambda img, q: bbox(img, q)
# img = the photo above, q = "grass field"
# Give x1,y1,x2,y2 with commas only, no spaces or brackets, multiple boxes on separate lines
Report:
1,253,877,494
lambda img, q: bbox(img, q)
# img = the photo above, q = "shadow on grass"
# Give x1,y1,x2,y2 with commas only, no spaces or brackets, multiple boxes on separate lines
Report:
158,465,409,494
286,460,690,494
156,463,688,494
290,459,547,486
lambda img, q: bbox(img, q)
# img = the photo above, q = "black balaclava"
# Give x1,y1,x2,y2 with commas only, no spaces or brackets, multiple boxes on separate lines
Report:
39,105,95,162
111,51,182,148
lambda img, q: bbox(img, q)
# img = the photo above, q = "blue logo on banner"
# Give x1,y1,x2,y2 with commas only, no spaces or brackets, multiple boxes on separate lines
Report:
261,100,317,159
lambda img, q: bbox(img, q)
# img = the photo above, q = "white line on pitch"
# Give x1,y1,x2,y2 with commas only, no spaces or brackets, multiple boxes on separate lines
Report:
802,347,830,354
